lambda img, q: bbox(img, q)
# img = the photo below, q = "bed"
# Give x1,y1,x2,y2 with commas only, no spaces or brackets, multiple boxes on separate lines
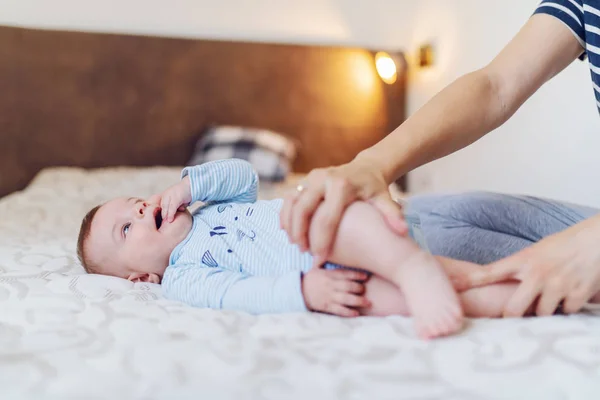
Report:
1,26,600,400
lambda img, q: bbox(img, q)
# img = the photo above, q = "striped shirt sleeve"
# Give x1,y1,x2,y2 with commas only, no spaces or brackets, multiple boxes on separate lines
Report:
182,158,259,204
533,0,586,58
162,264,308,314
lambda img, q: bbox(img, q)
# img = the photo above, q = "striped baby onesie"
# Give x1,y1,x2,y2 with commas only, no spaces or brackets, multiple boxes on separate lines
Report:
161,158,424,314
162,159,320,314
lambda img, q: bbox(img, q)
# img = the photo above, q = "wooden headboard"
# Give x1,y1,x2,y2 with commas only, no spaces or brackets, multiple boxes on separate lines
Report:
0,26,407,197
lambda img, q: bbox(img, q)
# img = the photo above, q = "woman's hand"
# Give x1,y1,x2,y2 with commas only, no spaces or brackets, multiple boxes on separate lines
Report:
463,214,600,317
280,154,408,267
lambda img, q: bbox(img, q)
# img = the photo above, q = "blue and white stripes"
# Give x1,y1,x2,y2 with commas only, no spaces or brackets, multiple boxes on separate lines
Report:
535,0,600,110
536,0,586,47
162,159,310,314
181,158,259,205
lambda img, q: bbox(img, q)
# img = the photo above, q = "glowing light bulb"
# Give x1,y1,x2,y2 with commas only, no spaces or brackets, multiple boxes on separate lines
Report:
375,52,397,84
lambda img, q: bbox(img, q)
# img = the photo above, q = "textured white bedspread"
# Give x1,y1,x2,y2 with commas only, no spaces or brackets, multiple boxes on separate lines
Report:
1,166,599,400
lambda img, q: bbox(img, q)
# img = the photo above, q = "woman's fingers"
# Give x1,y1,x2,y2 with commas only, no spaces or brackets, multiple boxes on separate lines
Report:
291,187,324,252
536,277,568,316
464,259,520,289
369,193,408,236
281,170,326,242
563,282,594,314
503,275,542,317
308,177,356,261
279,191,296,233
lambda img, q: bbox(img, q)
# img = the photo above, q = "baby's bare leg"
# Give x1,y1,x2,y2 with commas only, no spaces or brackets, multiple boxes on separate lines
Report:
313,201,463,339
439,257,523,317
361,256,600,318
361,258,523,318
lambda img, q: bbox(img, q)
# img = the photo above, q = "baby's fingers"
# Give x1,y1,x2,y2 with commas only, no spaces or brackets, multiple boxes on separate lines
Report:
148,194,162,205
327,304,359,318
334,292,370,309
328,269,369,282
167,199,180,223
334,280,365,294
161,195,172,221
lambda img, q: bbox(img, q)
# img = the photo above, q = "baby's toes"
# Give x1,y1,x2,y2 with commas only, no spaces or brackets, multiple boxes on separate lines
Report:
437,316,462,337
449,301,465,320
416,321,434,340
415,314,441,340
417,307,462,340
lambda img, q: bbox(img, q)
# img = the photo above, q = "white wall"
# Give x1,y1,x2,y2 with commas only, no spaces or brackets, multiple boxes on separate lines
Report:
2,0,599,207
405,0,600,209
0,0,419,48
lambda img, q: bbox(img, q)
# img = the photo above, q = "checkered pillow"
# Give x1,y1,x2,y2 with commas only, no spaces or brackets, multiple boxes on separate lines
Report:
188,126,298,182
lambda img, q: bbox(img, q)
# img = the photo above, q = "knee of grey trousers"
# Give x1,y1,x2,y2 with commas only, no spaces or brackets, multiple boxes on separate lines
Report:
403,210,430,252
401,192,599,264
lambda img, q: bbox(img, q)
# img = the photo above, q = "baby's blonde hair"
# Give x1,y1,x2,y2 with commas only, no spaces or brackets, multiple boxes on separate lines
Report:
76,205,101,274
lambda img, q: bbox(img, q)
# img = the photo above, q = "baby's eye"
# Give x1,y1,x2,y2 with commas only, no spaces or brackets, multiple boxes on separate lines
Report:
123,223,131,237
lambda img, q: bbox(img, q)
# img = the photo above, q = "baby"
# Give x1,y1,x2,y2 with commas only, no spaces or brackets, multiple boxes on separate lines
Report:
76,159,587,340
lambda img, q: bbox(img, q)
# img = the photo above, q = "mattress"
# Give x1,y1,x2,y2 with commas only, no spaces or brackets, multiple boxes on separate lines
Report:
1,166,600,400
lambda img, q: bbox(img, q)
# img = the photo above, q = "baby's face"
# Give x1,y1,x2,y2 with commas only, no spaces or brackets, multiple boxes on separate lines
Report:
86,197,192,281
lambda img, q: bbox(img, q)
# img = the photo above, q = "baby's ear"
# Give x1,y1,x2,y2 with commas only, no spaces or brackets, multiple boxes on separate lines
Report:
127,272,160,284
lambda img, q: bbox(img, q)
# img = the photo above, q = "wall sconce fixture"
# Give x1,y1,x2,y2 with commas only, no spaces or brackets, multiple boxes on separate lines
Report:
375,43,434,84
375,51,399,85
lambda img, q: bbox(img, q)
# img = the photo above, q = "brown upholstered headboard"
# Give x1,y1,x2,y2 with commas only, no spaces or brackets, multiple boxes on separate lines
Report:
0,26,407,197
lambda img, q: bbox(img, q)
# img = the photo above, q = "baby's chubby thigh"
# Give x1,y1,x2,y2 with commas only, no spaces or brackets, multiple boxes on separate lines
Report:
323,206,428,271
317,202,427,273
271,199,428,274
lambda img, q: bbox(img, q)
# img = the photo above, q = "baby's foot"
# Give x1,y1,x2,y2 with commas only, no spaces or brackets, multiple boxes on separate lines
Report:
395,252,464,339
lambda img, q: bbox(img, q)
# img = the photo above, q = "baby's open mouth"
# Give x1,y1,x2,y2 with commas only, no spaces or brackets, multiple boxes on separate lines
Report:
154,209,163,230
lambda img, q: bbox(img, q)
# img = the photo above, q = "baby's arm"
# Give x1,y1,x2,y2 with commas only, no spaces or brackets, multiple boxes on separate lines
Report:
161,264,368,315
183,159,258,204
163,265,306,313
158,159,259,222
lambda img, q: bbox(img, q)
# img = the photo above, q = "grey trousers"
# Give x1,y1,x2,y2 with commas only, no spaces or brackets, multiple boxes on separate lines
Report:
403,192,599,265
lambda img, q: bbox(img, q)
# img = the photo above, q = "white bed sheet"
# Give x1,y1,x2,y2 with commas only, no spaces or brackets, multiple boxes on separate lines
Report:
1,166,600,400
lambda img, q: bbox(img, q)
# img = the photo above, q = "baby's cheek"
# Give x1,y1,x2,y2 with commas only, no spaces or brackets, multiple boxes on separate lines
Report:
135,230,158,246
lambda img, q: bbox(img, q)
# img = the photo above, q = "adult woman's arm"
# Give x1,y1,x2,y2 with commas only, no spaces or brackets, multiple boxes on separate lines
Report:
281,14,584,264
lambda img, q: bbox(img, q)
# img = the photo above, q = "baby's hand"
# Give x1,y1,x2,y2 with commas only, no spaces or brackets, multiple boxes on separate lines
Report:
301,268,371,317
152,176,192,223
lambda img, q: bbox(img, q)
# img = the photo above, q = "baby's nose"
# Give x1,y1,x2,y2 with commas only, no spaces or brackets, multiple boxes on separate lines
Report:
135,202,149,217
